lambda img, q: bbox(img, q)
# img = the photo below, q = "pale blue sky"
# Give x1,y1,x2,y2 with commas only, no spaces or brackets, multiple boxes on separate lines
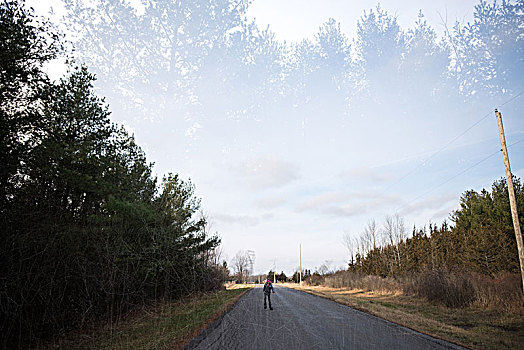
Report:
247,0,478,43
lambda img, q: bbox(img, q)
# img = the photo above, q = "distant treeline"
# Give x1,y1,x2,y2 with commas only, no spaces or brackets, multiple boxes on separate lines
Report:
0,1,221,345
348,178,523,277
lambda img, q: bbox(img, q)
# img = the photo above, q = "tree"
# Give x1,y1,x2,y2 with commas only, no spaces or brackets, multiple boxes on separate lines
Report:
352,178,523,278
232,250,250,283
451,177,523,275
283,18,354,147
2,64,150,341
365,219,378,250
354,5,405,93
0,0,61,217
451,0,524,97
1,59,221,346
381,215,407,274
276,271,287,282
62,0,268,155
400,11,450,102
342,230,353,251
318,260,334,275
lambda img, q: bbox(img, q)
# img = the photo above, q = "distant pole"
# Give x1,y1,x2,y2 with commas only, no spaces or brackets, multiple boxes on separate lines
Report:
299,244,302,285
273,261,276,284
495,109,524,293
247,250,255,283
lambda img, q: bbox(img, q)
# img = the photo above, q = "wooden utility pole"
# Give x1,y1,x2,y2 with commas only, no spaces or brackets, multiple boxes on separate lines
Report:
495,109,524,293
273,261,276,284
299,244,302,285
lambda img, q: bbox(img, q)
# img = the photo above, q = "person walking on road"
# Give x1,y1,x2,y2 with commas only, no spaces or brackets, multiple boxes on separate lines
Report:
263,279,275,310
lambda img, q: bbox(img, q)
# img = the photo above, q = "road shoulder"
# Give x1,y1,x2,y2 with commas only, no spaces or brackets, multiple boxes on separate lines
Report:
182,286,253,349
281,283,523,350
30,287,253,350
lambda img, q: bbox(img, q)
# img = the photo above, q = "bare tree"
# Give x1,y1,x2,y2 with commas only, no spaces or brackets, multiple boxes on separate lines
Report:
395,215,407,243
198,210,220,266
393,215,407,270
382,214,407,272
210,243,225,266
231,250,250,283
342,230,356,264
363,219,378,250
199,210,215,237
318,260,333,275
383,215,395,246
359,233,372,258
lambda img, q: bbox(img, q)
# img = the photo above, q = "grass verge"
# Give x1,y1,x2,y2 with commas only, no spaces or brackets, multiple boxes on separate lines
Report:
282,283,524,350
31,286,252,350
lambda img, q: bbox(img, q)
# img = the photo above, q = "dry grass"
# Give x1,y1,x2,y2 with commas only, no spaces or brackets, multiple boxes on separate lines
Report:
324,272,402,292
283,283,524,350
469,273,524,313
225,282,255,290
402,270,524,312
30,287,253,350
404,270,475,308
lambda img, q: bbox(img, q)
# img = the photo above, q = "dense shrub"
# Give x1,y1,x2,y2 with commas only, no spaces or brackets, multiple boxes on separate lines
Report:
469,272,523,313
405,269,475,308
319,269,523,313
305,273,325,286
323,270,401,292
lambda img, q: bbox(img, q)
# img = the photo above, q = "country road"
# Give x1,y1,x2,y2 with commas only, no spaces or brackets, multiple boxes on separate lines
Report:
186,285,466,350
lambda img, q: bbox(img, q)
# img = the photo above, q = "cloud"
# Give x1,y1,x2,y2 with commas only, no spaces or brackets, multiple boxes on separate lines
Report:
261,213,274,220
296,192,349,212
344,166,396,183
326,194,399,217
429,207,455,222
255,195,286,209
296,190,400,217
236,155,300,188
398,193,458,217
214,214,261,226
214,212,275,226
326,203,366,217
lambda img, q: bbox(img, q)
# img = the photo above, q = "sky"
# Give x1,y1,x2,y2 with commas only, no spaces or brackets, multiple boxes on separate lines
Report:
246,0,478,43
28,0,524,276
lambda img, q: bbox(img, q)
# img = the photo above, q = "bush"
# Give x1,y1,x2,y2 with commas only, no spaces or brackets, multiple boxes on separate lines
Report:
469,272,523,313
323,270,401,293
407,269,475,308
305,273,325,286
311,268,523,313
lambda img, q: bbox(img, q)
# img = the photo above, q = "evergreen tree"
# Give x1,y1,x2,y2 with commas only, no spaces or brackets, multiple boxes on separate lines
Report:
0,0,61,218
451,0,524,97
0,4,222,342
349,178,522,278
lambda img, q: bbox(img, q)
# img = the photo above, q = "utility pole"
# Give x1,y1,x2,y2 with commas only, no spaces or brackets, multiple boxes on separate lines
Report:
247,250,255,284
273,261,276,284
299,244,302,285
495,109,524,293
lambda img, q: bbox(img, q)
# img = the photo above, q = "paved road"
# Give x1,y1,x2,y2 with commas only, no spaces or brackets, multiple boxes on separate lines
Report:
186,285,465,350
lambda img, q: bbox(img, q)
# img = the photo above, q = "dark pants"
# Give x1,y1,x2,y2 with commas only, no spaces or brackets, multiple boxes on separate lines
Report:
264,293,272,308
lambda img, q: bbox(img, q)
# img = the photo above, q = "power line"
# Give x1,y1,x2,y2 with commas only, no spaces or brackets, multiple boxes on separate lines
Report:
496,91,524,110
395,138,524,214
384,90,524,192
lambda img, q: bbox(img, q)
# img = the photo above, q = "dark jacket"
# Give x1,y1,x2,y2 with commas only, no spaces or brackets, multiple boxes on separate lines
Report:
263,282,274,295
